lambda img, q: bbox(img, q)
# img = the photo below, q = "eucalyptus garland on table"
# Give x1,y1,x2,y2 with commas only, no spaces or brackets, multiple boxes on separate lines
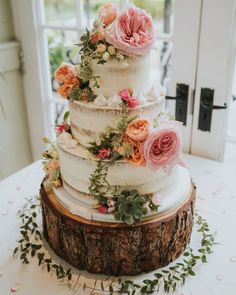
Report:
13,195,216,294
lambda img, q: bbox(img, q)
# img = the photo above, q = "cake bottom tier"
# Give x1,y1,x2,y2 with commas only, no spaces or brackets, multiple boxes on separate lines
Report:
40,182,196,276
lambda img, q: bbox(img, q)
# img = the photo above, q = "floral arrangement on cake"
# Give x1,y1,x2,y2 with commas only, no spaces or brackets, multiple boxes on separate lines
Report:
88,106,185,173
53,3,155,103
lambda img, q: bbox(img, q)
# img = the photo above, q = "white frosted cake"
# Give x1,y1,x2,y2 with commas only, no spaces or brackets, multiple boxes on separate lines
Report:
40,3,195,276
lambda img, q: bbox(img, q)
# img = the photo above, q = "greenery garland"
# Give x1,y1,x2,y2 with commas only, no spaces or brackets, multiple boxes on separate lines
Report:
13,195,216,294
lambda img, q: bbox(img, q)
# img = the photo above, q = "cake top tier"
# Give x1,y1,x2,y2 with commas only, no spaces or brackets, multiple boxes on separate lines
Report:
53,3,161,106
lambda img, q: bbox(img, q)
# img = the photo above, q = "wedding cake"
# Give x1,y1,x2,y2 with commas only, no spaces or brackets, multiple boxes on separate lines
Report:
40,3,196,276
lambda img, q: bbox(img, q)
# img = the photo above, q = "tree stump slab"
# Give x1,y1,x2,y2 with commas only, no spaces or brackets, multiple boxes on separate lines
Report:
40,182,196,276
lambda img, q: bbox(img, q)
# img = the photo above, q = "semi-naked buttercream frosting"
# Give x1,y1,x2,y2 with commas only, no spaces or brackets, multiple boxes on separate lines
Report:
43,3,192,226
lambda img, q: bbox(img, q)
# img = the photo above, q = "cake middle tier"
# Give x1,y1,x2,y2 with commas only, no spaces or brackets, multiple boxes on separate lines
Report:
58,141,179,196
69,99,165,147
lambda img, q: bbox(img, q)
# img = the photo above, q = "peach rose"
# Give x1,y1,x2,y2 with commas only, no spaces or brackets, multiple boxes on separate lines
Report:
126,119,150,142
64,76,80,87
99,3,118,27
105,6,154,56
91,30,105,43
54,63,77,83
58,84,71,98
122,134,146,166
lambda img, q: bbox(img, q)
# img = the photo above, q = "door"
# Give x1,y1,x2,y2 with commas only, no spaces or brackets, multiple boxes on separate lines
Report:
191,0,236,160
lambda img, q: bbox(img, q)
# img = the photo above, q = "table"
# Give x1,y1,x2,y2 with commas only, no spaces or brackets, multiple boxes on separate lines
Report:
0,155,236,295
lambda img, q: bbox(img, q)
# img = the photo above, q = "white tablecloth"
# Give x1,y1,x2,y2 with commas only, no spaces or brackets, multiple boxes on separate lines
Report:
0,155,236,295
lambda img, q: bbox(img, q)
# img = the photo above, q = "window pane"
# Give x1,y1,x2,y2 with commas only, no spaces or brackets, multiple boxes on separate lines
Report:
84,0,119,28
150,40,172,90
132,0,174,33
44,0,77,26
46,29,79,92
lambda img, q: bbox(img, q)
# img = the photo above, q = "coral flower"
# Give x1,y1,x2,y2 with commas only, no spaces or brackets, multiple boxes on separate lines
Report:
99,3,118,27
126,118,150,142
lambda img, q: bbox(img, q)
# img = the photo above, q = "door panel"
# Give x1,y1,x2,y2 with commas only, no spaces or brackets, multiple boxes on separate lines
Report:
191,0,236,160
168,0,202,153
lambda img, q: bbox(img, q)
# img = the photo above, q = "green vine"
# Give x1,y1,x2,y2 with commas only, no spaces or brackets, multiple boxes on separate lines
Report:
13,197,216,294
13,196,72,281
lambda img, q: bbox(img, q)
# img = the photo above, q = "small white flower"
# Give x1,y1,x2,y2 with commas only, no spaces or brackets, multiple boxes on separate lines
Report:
94,93,107,107
108,45,116,55
102,51,110,61
58,131,72,144
96,43,106,53
107,94,123,107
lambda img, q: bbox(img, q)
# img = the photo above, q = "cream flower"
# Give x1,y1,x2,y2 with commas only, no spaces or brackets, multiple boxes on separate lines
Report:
96,43,107,53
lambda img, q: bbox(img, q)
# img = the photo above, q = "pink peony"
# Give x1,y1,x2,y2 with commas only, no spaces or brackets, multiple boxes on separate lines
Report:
98,206,108,214
105,6,154,56
143,121,186,172
98,148,111,159
99,3,118,27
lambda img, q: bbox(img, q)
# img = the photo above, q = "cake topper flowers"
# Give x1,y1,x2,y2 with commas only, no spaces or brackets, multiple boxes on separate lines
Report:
105,6,155,56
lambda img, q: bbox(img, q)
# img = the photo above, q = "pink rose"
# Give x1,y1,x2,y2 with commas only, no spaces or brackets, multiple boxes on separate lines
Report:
56,123,68,136
127,97,139,108
119,88,132,100
105,6,154,56
99,3,118,27
118,88,139,108
98,206,108,214
98,148,111,159
144,121,186,172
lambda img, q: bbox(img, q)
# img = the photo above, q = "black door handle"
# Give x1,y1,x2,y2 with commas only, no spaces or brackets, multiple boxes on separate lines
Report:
198,88,227,132
166,83,189,125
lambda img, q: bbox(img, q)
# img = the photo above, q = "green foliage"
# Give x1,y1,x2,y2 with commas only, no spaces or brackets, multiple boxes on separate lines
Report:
153,112,174,128
118,212,216,294
89,160,110,203
14,196,72,281
114,190,148,224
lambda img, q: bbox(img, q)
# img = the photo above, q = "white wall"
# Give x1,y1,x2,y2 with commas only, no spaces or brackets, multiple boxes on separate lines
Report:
0,0,32,179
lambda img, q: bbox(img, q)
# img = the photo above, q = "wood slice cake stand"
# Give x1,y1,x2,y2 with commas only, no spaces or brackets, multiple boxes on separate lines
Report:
40,182,196,276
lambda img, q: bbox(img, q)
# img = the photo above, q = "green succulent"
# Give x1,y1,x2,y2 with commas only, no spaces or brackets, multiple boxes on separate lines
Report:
114,190,148,225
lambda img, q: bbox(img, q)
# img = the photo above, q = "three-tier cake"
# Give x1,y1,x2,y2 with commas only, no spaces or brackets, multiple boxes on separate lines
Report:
40,3,196,276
